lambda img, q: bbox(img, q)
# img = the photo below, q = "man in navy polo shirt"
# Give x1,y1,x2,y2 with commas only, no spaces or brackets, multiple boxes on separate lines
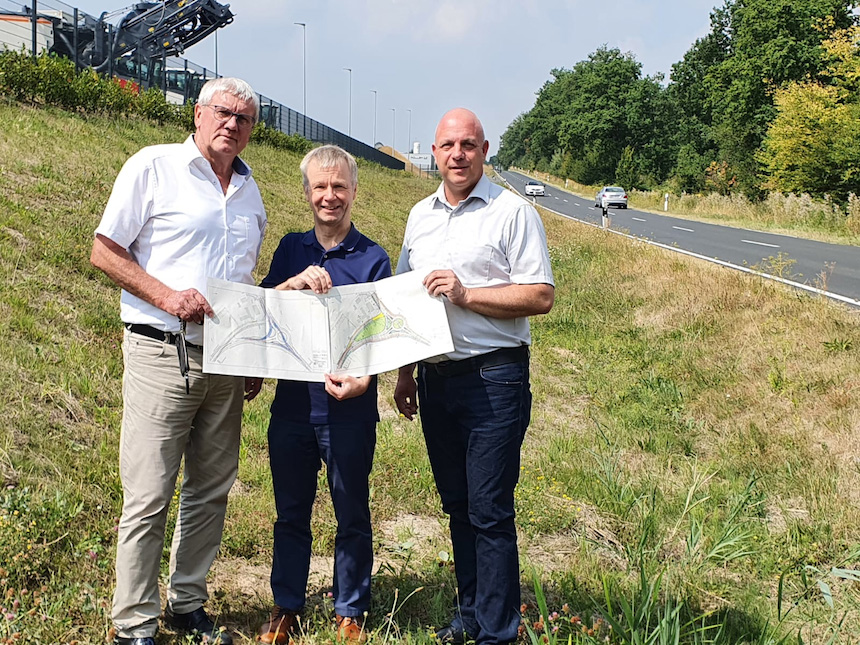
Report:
256,145,390,645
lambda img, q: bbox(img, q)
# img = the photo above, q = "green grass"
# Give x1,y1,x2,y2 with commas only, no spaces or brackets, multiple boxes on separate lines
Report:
2,99,860,643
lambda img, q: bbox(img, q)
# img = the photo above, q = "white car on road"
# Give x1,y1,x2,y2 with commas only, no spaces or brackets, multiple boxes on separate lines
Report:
524,180,545,197
595,186,628,208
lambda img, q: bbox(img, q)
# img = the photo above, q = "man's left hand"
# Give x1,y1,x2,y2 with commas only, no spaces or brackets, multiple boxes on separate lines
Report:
423,269,469,307
244,377,263,401
324,374,371,401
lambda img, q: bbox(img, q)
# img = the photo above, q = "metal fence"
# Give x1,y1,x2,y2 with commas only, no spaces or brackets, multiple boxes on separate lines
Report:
0,0,404,170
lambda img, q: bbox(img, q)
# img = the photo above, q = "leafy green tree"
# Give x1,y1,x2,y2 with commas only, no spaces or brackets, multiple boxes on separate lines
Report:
670,0,855,194
665,6,731,191
497,47,676,187
759,25,860,199
615,146,640,189
673,144,710,193
496,112,530,169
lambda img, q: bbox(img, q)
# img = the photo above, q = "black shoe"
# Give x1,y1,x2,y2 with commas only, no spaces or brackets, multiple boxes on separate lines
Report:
435,617,468,644
113,638,156,645
164,605,233,644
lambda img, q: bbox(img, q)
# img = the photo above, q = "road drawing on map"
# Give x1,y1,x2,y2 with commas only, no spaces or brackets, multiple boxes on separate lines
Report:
208,291,312,370
203,272,453,382
331,292,429,370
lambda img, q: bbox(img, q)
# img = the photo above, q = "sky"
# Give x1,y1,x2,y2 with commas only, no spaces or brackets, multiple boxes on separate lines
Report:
69,0,720,156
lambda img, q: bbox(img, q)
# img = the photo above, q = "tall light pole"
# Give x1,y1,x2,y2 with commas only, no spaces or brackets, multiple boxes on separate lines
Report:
294,22,306,115
370,90,377,145
342,67,352,136
390,108,396,153
406,108,412,153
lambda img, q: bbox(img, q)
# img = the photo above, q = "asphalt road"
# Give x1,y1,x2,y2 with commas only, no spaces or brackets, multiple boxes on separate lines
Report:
502,170,860,305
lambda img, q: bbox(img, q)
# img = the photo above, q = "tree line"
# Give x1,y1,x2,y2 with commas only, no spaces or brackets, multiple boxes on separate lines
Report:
494,0,860,201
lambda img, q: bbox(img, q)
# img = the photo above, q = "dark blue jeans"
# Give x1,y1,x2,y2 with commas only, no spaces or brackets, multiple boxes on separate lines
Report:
418,357,531,645
268,419,376,617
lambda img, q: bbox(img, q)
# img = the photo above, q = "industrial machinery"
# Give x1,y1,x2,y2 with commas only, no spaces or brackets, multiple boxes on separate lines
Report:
51,0,232,70
2,0,231,94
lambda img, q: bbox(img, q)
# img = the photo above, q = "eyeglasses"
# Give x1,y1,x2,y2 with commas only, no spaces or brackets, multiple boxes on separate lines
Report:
177,319,190,394
204,104,257,129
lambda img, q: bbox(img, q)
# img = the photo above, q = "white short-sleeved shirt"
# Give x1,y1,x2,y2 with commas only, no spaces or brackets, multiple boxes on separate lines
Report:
397,174,554,361
95,135,267,345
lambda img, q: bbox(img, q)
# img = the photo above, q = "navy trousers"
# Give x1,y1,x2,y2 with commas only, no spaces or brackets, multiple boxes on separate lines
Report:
268,419,376,617
418,357,531,645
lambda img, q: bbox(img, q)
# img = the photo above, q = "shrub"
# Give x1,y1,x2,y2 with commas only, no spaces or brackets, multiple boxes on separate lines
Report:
0,48,39,101
0,50,312,154
250,122,314,154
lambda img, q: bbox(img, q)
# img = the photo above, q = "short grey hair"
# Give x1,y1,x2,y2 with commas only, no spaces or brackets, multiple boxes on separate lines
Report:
300,145,358,190
197,77,260,121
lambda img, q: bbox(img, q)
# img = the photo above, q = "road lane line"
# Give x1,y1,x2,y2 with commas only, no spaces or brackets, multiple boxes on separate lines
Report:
742,239,780,248
632,217,646,222
673,226,695,232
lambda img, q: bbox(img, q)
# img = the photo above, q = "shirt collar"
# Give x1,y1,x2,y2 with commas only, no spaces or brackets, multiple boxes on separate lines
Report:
301,223,360,253
431,173,491,210
184,134,252,177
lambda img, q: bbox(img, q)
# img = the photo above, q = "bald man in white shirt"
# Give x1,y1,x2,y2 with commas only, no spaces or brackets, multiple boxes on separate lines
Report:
394,108,554,645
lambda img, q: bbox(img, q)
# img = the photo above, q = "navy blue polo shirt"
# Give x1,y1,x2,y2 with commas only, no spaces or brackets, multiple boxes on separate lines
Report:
260,224,392,424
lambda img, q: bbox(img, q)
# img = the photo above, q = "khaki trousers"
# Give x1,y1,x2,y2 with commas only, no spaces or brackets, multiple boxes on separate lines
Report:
112,329,244,638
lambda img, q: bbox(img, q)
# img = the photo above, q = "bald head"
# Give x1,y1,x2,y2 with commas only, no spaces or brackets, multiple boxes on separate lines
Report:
433,108,490,203
435,108,486,146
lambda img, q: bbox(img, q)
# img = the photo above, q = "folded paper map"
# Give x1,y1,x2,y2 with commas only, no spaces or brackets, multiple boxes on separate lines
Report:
203,272,453,382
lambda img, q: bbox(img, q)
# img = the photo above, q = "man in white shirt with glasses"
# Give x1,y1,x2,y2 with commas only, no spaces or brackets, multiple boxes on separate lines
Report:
91,77,267,645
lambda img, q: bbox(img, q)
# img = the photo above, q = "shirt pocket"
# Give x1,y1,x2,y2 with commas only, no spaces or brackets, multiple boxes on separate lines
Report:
448,241,493,284
228,214,255,254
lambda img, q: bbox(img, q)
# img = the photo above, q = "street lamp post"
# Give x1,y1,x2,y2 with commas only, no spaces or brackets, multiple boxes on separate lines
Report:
390,108,396,153
294,22,306,116
343,67,352,136
370,90,377,145
406,108,412,153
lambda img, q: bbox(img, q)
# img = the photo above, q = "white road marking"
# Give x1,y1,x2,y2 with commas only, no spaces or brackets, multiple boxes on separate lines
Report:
632,217,646,222
742,239,780,248
673,226,694,232
563,199,569,203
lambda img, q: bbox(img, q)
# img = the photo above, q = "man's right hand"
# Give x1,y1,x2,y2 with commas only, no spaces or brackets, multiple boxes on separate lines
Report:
394,364,418,420
275,265,333,294
163,288,213,324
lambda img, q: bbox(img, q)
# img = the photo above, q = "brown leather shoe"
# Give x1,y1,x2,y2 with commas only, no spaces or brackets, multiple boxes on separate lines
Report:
257,606,298,645
335,614,368,643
